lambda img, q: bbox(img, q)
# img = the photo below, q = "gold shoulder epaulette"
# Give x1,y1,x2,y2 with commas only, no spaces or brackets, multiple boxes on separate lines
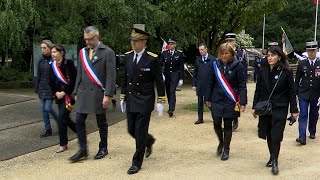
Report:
147,51,158,57
125,50,133,55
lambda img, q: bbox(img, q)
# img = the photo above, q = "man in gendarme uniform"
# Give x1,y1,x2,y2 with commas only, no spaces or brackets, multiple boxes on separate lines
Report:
120,26,166,174
295,41,320,145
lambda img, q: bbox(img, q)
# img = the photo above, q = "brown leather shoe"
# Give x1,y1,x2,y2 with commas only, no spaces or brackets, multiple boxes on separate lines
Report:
56,146,68,153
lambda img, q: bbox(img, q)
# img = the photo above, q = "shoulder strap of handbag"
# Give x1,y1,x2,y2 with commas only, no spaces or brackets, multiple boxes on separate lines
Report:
267,69,283,101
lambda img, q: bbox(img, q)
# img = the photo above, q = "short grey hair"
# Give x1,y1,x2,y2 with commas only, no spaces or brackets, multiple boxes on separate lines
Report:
41,40,54,49
84,26,99,36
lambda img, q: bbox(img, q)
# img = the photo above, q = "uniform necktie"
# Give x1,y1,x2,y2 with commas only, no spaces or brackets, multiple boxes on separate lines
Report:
133,53,138,64
89,48,94,61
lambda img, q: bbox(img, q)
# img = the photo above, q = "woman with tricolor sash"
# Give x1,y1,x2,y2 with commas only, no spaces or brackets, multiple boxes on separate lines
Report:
252,46,298,175
205,43,247,161
51,44,77,153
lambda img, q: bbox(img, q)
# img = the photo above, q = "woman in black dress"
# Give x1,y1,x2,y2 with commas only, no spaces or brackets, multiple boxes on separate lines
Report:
205,43,247,161
252,46,298,175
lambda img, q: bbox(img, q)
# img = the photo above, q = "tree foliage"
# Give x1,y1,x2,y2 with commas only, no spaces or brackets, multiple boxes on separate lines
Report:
246,0,316,53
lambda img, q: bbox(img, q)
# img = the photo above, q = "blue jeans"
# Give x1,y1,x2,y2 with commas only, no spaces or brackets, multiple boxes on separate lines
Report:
298,98,319,140
40,99,58,130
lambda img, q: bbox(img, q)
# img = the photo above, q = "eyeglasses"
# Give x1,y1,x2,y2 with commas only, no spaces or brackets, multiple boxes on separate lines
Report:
84,35,96,41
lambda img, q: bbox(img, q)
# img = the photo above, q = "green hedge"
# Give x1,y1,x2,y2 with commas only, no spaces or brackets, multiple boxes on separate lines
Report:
0,67,32,82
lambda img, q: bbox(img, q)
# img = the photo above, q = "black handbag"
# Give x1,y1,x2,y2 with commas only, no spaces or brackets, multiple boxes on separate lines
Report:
254,70,283,116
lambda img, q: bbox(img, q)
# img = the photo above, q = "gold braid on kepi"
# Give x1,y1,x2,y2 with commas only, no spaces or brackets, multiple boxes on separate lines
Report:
120,94,126,101
157,96,166,103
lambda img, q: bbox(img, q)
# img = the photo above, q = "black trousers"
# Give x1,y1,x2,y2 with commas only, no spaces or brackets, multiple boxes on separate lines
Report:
57,101,77,146
75,113,108,151
164,71,179,111
127,112,155,168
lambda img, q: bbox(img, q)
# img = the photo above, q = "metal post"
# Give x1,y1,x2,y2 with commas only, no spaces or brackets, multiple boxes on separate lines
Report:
315,0,319,41
262,14,266,49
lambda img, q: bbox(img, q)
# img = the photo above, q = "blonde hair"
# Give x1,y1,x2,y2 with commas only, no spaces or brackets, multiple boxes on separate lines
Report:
218,43,236,59
41,40,54,49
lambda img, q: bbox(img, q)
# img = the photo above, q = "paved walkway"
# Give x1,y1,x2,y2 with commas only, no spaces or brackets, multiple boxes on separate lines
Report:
1,85,320,179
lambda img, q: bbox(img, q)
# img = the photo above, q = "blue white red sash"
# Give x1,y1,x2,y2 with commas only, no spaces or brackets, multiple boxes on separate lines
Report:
212,61,237,104
51,61,68,84
79,48,105,90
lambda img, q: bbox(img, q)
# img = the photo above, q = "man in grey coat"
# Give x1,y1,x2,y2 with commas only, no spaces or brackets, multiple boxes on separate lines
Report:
69,26,116,162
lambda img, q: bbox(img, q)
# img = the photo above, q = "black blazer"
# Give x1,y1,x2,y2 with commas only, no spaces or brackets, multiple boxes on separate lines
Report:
192,54,215,96
121,50,165,112
160,50,185,79
253,66,298,113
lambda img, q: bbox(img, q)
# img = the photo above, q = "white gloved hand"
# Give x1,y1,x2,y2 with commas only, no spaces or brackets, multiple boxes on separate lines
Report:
178,79,183,87
120,100,126,113
156,103,164,117
317,97,320,107
162,73,165,81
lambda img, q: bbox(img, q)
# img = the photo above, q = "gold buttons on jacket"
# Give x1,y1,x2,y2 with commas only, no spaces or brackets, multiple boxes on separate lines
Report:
136,83,139,85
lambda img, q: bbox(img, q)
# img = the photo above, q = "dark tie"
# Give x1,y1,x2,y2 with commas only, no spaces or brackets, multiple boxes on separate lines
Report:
133,54,138,64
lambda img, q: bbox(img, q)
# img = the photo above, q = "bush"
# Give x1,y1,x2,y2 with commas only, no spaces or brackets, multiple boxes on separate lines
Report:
0,67,32,82
183,103,211,112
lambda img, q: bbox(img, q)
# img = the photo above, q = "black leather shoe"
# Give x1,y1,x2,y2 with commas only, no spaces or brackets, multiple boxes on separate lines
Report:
167,110,173,117
296,138,306,145
271,159,279,175
127,165,141,175
94,148,108,159
216,144,223,156
194,120,204,124
221,150,229,161
146,139,156,158
266,158,273,167
40,129,52,138
310,135,316,139
112,99,116,109
69,150,88,163
232,121,238,131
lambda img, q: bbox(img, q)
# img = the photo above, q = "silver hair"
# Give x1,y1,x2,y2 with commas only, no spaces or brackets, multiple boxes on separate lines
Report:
84,26,99,36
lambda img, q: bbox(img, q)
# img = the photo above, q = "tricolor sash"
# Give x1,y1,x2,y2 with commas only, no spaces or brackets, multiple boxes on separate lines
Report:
212,61,240,111
79,48,105,90
51,60,73,111
51,61,68,84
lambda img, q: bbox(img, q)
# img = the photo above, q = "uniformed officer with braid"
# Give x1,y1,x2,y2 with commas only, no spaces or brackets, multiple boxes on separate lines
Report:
160,39,184,117
120,26,166,174
225,33,248,130
295,41,320,145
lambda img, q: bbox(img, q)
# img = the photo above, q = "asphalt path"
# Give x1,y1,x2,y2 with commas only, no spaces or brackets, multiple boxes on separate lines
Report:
0,89,125,161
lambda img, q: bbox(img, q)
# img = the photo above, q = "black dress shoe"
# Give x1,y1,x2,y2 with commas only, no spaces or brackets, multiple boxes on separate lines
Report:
40,129,52,138
232,120,238,131
221,150,229,161
271,159,279,175
310,135,316,139
296,138,306,145
266,158,273,167
112,99,116,109
94,148,108,159
167,110,173,117
146,139,156,158
69,150,88,163
127,165,141,175
194,120,204,124
216,144,223,156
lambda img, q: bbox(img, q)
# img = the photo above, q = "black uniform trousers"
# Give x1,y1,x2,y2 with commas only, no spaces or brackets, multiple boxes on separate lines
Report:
258,106,288,160
57,101,77,146
75,113,108,151
127,112,155,168
164,71,180,111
